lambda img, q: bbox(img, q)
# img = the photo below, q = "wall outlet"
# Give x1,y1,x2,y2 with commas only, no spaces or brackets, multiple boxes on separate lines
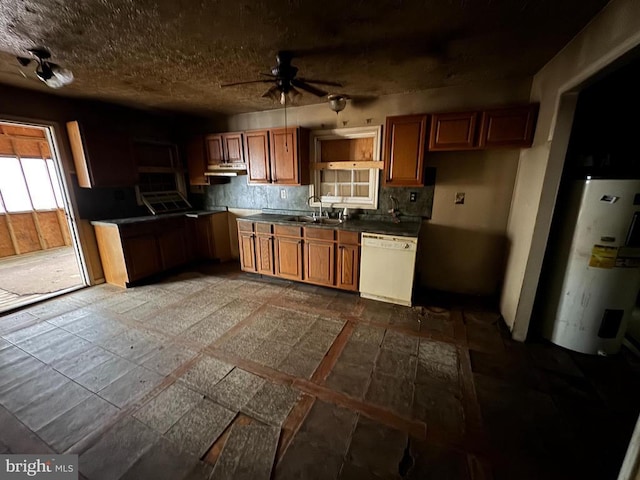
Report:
455,192,465,204
410,192,417,202
280,189,287,199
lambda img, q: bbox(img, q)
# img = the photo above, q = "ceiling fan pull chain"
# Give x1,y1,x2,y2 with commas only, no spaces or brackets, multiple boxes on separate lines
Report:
284,97,289,152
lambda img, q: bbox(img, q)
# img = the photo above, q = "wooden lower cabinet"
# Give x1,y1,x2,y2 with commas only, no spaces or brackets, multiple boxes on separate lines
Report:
237,220,360,291
158,227,188,270
337,231,360,291
256,234,275,275
305,239,335,286
337,244,360,291
239,231,257,272
122,235,161,282
275,236,303,281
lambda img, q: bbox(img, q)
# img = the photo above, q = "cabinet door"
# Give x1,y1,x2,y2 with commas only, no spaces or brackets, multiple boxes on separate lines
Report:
186,136,209,186
256,234,275,275
337,244,360,291
246,130,271,184
206,134,225,165
67,121,138,188
239,232,256,272
122,235,161,282
479,105,538,148
275,236,303,280
429,112,478,151
305,240,335,286
383,115,427,186
223,133,244,164
190,216,214,260
270,128,299,185
158,227,188,270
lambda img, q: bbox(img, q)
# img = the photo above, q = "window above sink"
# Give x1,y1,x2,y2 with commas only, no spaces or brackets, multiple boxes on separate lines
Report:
309,126,382,210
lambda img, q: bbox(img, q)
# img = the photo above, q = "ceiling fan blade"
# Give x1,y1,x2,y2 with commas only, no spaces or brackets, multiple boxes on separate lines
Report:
220,79,274,87
259,73,277,78
262,86,280,100
291,79,327,97
296,78,343,87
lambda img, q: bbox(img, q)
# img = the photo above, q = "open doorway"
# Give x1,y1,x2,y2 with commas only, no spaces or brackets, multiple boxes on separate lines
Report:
0,120,87,312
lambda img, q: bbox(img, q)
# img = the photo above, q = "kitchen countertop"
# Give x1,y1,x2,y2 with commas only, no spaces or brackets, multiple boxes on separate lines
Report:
91,208,227,226
238,213,422,237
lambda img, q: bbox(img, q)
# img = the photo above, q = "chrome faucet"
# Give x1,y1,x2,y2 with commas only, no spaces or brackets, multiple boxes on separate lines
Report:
308,195,324,219
389,195,401,223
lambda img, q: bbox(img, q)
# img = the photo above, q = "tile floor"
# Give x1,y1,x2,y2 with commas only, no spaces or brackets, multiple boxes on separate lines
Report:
0,263,639,479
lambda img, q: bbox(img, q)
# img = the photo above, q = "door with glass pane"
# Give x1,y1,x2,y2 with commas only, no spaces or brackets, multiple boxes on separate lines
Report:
0,122,84,311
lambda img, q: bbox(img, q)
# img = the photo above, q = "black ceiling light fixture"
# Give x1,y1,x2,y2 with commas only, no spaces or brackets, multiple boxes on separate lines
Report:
220,51,342,105
17,47,74,89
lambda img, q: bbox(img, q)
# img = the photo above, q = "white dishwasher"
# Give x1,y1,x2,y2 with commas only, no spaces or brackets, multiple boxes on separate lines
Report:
359,233,418,307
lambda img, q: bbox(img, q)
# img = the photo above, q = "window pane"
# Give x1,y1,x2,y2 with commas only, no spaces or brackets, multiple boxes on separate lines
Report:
46,159,64,208
22,158,56,210
0,156,32,212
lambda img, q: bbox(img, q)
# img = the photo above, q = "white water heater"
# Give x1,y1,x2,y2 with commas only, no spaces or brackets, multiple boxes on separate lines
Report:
542,179,640,354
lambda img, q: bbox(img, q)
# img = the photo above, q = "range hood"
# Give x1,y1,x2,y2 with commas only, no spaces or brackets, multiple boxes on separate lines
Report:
204,163,247,177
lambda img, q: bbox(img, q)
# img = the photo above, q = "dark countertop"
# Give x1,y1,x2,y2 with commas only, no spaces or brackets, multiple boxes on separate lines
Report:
91,208,228,227
238,213,422,237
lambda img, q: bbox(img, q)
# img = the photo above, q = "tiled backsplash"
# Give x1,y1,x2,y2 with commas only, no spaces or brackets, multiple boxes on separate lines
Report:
202,173,434,220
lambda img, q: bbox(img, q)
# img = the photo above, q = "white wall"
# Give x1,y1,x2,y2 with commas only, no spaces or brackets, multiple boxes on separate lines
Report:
501,0,640,340
224,80,530,295
423,150,519,295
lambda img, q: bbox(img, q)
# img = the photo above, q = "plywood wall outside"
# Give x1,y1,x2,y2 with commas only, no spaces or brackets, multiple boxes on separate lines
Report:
10,213,41,254
38,210,65,248
0,216,16,257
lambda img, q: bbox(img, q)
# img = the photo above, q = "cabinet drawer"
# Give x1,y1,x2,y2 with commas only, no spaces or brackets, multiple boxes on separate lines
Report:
237,221,254,232
255,222,273,234
274,225,302,238
304,227,335,241
338,230,360,245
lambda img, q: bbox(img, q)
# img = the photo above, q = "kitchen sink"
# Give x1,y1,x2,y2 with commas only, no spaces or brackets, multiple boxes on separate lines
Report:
286,215,317,223
317,218,343,225
285,216,343,225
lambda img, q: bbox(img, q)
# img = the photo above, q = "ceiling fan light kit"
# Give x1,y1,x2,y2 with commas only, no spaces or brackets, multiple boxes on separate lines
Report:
16,47,74,89
328,94,348,114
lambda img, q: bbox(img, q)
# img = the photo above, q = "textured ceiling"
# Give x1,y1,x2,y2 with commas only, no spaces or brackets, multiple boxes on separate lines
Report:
0,0,609,115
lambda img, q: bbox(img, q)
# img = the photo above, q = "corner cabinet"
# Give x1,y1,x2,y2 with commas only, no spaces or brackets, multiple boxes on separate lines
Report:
383,115,428,187
67,121,138,188
246,127,310,185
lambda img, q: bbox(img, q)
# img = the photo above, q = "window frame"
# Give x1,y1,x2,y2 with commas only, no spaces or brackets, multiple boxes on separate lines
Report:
308,126,383,210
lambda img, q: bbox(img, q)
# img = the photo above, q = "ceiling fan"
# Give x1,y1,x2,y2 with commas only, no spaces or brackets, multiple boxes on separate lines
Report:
220,51,342,104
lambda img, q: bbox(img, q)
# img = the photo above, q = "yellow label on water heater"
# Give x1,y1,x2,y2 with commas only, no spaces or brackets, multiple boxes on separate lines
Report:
589,245,618,269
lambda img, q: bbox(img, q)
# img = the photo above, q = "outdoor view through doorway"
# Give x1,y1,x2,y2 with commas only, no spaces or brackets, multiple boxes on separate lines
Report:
0,121,84,313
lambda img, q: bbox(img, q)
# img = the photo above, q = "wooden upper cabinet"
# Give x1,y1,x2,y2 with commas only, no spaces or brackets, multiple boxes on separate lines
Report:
206,135,225,165
269,127,310,185
66,121,137,188
206,133,245,165
429,111,479,151
479,104,538,148
383,115,428,187
223,133,244,164
186,136,209,186
246,130,271,184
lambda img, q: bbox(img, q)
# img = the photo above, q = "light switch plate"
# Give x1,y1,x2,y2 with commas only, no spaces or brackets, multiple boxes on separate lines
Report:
280,189,287,199
455,192,465,204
